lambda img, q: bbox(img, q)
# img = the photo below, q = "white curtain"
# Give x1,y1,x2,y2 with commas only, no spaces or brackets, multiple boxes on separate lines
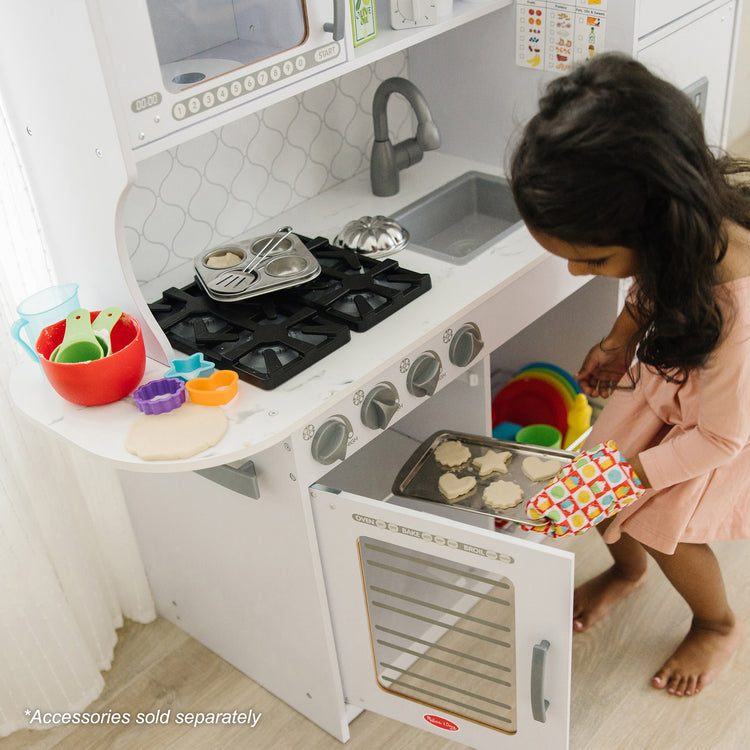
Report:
0,100,155,738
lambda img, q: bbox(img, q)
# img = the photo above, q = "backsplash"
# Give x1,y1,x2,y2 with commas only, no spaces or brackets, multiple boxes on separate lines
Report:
125,52,412,303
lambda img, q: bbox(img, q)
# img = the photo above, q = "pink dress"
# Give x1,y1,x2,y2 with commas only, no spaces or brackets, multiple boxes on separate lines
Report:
586,276,750,554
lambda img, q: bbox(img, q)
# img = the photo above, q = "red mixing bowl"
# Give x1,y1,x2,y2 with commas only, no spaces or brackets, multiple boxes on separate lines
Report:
35,311,146,405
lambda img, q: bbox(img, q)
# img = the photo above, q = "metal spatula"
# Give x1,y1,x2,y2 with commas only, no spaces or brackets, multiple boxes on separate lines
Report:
207,226,293,295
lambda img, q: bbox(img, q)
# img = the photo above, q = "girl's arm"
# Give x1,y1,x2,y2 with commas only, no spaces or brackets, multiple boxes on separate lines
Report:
638,334,750,490
577,294,642,398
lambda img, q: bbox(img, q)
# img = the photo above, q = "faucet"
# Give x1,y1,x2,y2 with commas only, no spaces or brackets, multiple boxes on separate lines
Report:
370,77,441,197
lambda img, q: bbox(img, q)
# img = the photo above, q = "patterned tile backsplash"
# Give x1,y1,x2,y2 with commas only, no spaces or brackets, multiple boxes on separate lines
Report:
125,52,413,302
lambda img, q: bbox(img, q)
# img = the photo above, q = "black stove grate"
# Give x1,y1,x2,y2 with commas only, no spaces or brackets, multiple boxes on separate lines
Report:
286,242,431,332
149,236,431,389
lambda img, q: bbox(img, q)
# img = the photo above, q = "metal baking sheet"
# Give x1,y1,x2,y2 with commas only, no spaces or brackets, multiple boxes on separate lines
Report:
391,430,577,527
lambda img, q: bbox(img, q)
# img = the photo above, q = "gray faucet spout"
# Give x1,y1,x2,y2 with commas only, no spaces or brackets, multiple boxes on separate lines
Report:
370,77,440,197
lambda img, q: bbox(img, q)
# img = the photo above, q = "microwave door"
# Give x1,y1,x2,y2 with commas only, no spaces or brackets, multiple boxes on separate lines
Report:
147,0,308,93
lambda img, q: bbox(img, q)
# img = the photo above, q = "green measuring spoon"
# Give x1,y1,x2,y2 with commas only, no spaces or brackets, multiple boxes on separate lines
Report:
91,306,122,356
50,309,105,363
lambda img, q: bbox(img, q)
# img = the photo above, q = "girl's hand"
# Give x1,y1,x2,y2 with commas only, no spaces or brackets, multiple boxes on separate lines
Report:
576,339,629,398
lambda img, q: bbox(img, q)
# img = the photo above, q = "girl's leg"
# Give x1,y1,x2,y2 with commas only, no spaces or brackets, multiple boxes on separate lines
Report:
573,520,649,632
645,542,744,696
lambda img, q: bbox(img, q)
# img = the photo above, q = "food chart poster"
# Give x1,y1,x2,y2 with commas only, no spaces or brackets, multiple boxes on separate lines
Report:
516,0,607,72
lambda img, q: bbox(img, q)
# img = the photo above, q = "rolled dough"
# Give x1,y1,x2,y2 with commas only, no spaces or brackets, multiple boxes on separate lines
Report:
125,402,228,461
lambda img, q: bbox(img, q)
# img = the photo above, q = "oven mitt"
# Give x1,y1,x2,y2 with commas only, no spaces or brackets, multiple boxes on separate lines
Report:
522,440,645,538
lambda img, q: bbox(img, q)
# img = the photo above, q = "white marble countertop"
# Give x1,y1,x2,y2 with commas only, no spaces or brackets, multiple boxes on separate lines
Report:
10,152,558,472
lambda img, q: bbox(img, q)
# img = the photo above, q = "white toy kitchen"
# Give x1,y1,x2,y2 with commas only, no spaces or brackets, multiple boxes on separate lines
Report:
3,1,741,748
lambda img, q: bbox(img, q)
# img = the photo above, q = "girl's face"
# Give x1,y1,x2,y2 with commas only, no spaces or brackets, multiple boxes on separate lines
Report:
529,228,640,279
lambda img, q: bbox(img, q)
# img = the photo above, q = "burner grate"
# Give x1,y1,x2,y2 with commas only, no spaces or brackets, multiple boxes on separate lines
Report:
287,246,432,332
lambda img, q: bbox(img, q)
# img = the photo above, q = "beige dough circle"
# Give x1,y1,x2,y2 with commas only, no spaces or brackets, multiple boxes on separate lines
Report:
125,402,228,461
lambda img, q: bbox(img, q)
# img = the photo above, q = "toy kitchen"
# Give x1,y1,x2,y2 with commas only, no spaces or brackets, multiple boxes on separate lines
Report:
2,1,741,747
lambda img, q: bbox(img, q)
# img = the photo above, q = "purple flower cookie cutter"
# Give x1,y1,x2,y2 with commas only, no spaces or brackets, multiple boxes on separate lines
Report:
133,377,186,415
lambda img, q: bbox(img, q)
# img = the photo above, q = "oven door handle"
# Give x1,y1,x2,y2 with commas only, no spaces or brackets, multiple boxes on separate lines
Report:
323,0,345,41
530,639,551,722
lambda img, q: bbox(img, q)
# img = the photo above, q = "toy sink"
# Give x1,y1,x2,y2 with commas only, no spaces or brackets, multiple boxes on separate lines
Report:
391,171,522,265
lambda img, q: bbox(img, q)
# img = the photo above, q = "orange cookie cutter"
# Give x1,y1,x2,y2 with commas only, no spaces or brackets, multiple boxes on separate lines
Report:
186,369,239,405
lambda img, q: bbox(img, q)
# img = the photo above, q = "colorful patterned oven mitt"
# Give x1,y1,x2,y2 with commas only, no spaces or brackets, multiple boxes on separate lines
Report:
522,440,645,537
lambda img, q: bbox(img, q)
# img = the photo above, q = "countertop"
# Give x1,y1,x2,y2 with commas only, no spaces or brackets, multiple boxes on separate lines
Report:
10,152,564,472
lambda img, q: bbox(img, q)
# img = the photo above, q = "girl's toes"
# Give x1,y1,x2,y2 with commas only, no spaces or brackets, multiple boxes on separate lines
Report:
668,674,687,696
651,670,669,689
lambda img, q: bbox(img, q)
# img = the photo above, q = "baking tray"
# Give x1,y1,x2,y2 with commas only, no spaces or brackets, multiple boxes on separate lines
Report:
194,231,321,302
392,430,577,527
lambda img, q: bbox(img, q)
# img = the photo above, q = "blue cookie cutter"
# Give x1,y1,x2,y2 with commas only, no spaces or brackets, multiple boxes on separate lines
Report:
165,353,215,381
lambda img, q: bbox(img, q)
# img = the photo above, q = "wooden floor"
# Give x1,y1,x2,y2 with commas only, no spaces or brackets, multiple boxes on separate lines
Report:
4,531,750,750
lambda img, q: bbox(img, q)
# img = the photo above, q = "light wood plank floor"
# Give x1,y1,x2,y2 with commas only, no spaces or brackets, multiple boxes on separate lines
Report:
3,532,750,750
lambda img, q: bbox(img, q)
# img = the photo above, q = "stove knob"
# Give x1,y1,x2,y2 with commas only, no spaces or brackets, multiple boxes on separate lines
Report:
361,382,400,430
407,352,442,397
311,415,352,465
449,323,484,367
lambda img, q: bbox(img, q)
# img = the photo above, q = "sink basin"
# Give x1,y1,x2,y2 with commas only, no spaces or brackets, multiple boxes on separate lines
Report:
392,171,522,264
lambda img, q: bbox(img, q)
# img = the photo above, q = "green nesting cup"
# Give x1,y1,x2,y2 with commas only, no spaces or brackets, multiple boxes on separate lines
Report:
515,424,562,449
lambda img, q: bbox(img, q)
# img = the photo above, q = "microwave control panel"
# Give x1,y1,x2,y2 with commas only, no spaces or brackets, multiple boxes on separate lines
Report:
167,42,343,125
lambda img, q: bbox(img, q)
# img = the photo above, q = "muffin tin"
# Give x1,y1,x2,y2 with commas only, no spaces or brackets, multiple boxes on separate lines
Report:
392,430,577,527
194,228,321,302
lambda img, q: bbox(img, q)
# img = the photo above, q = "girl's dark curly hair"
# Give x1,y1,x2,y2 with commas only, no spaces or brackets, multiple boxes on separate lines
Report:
509,52,750,383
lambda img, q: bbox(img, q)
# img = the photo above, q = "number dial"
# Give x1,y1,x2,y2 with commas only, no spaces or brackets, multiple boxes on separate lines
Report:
389,0,438,29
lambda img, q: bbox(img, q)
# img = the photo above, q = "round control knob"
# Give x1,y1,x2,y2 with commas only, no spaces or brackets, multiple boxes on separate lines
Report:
311,416,352,465
449,323,484,367
407,352,442,397
361,382,400,430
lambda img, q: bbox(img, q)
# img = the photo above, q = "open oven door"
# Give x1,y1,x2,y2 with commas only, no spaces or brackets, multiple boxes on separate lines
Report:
310,485,573,749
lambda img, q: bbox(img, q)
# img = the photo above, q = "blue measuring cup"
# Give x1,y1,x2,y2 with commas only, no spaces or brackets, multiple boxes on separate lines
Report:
10,283,80,361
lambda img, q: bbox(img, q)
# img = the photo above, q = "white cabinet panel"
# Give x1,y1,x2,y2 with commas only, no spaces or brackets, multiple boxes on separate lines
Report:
638,0,712,37
638,3,736,146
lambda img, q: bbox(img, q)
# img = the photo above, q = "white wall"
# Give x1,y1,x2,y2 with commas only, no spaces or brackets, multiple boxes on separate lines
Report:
728,0,750,142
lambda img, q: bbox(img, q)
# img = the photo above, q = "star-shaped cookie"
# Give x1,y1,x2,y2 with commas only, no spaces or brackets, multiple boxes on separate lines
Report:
472,449,512,477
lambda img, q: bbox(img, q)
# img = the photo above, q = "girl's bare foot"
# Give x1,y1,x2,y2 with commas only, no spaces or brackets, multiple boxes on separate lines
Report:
573,565,648,632
652,616,745,696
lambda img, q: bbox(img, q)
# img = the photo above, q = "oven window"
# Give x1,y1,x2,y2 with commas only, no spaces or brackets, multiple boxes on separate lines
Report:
146,0,308,90
358,537,517,733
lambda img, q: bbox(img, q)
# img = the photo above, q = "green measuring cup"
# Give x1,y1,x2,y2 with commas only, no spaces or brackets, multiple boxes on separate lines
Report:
50,309,105,363
91,306,122,356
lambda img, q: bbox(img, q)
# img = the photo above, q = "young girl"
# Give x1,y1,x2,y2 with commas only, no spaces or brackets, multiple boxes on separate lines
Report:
509,53,750,697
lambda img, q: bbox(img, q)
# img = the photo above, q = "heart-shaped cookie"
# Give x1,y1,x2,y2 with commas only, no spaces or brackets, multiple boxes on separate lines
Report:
522,456,563,483
438,472,477,502
186,369,239,405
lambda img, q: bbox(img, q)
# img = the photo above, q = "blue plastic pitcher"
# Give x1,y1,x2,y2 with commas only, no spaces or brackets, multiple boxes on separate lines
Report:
10,283,80,361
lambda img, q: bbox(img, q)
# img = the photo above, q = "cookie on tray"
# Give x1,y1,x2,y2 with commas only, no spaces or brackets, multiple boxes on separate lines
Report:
473,449,512,477
434,440,472,468
522,456,563,483
483,480,524,511
438,472,477,503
